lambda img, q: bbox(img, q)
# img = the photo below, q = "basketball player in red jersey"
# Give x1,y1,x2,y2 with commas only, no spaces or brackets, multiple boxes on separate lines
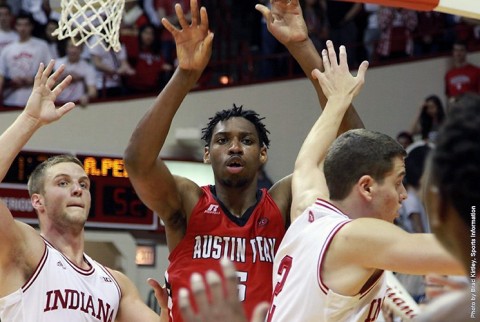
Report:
0,61,165,321
124,0,363,320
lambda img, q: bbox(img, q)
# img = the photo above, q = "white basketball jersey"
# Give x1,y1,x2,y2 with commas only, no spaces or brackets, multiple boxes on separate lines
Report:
268,199,387,322
0,239,121,322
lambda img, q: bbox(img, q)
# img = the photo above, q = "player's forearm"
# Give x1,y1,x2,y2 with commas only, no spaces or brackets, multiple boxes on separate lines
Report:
286,38,327,108
287,40,364,133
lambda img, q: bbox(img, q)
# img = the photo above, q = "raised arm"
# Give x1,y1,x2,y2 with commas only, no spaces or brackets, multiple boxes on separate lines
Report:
0,61,74,292
291,41,368,221
0,61,74,183
255,0,364,133
123,0,213,249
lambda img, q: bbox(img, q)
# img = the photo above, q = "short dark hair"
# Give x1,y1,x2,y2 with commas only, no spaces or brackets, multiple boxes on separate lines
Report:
325,129,406,200
15,11,35,25
420,95,445,139
0,4,12,13
201,104,270,148
405,144,431,188
27,155,84,196
431,96,480,227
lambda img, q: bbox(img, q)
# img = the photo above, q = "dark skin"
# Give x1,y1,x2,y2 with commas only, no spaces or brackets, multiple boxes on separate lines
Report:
124,0,363,253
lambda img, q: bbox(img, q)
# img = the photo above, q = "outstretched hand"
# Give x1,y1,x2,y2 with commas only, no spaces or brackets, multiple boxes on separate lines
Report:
24,60,75,126
147,278,169,312
312,40,369,101
161,0,213,72
178,259,269,322
255,0,308,46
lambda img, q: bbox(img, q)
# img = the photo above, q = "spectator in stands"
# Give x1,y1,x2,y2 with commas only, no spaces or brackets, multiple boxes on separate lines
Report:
20,0,47,37
362,3,380,62
89,39,135,98
396,141,432,304
396,130,413,150
258,1,289,79
376,6,417,61
0,4,18,55
413,11,446,56
125,23,172,93
121,0,149,37
302,0,326,52
44,19,61,59
320,0,362,67
143,0,191,65
0,12,51,107
444,40,480,105
413,92,480,322
55,39,97,107
409,94,446,143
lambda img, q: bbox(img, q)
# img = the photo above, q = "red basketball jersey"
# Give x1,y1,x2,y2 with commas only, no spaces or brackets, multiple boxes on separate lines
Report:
165,186,285,321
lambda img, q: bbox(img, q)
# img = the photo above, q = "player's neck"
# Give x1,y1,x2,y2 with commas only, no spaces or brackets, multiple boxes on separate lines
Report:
41,231,87,268
212,184,260,218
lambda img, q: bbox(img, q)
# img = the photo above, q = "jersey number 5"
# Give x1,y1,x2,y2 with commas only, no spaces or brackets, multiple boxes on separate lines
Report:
236,271,248,301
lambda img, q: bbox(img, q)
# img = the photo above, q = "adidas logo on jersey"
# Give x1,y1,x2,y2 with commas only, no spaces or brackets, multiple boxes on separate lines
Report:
57,261,66,270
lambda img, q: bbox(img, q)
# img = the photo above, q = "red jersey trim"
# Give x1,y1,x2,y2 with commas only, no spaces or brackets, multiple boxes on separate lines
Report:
359,271,385,299
315,199,349,218
43,238,95,276
317,220,351,294
22,241,48,292
98,265,122,300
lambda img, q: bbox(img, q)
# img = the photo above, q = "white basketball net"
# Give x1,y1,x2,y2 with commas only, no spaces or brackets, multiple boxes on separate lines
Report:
52,0,125,52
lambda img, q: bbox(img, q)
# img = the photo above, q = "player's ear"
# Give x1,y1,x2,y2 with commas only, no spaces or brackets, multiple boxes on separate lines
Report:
203,146,211,164
31,193,45,211
259,146,267,165
358,175,374,201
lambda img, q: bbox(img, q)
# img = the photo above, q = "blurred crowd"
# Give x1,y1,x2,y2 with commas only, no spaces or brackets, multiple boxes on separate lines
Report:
0,0,479,108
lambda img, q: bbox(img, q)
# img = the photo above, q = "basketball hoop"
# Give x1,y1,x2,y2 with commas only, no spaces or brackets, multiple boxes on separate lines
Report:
52,0,125,52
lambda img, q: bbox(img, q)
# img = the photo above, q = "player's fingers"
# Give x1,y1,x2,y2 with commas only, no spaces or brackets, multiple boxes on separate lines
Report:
176,3,189,29
190,273,210,318
356,60,369,82
147,278,168,310
162,18,179,35
311,68,322,80
255,4,270,20
47,62,65,89
251,302,269,322
190,0,199,25
321,48,330,73
52,74,72,98
202,32,214,57
326,40,338,68
41,60,56,87
338,45,348,69
221,258,238,304
56,102,76,118
200,6,209,30
33,62,45,87
179,288,199,322
205,270,224,317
